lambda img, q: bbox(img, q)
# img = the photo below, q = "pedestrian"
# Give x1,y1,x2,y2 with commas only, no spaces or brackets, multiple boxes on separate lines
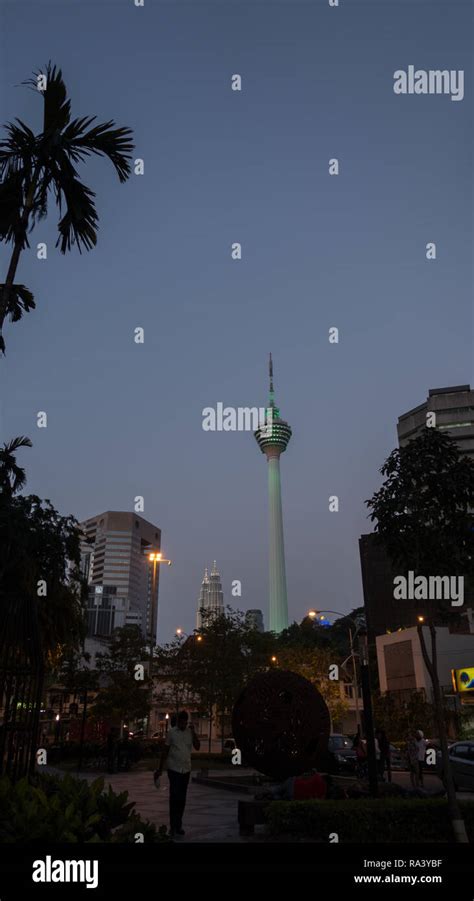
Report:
155,710,200,837
376,729,392,782
406,731,419,788
415,730,427,787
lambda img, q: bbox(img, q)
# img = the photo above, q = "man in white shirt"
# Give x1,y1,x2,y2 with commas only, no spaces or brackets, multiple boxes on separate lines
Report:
157,710,200,836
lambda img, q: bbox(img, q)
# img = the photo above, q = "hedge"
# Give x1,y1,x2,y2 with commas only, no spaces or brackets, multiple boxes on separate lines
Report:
266,798,474,843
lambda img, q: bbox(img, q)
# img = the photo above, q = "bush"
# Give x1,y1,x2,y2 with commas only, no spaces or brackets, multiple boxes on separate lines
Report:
0,772,169,843
266,798,474,843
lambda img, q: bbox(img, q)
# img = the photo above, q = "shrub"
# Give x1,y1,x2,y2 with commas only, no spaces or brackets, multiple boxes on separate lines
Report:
0,772,167,843
266,798,474,842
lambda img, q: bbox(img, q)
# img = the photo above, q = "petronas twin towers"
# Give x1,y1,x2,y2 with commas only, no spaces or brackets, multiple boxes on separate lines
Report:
196,356,291,635
196,560,224,629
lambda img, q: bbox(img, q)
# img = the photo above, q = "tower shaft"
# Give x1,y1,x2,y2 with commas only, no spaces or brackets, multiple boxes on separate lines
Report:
254,354,292,633
267,453,288,632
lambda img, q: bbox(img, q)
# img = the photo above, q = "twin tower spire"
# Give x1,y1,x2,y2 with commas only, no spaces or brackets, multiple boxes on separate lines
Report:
196,560,224,629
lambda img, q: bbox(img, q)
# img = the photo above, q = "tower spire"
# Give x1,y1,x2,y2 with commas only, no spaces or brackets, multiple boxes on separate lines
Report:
269,352,274,408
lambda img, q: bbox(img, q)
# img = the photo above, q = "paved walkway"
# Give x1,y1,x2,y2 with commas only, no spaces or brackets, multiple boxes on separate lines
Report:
43,766,473,843
62,768,252,843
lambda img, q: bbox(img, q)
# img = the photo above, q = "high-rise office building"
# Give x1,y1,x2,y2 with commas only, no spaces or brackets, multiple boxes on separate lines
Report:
397,385,474,456
80,511,161,642
196,561,224,629
360,385,474,637
254,354,292,633
246,609,264,632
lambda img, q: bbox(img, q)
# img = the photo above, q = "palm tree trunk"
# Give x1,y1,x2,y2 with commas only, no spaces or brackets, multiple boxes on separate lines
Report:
0,165,40,335
417,623,468,842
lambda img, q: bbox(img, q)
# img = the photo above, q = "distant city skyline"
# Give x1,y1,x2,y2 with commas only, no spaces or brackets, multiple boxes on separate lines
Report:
0,0,471,642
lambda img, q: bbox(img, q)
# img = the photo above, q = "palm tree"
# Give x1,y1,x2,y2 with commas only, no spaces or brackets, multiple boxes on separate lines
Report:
0,435,32,498
0,62,134,351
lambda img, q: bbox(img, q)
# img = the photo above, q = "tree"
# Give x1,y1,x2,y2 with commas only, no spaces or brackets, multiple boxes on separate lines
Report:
177,609,274,751
0,437,87,664
274,645,348,727
366,427,474,843
0,62,134,352
373,690,435,742
0,435,31,496
153,636,197,719
59,649,99,767
92,627,151,731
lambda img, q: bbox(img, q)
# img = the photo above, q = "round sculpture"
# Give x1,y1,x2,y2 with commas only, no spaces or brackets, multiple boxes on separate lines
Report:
231,669,331,780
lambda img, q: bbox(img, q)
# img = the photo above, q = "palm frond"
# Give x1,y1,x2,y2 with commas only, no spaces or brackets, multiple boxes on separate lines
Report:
0,283,35,321
0,119,37,180
65,119,134,182
54,167,98,253
0,172,28,246
25,62,71,134
2,436,32,455
0,435,32,494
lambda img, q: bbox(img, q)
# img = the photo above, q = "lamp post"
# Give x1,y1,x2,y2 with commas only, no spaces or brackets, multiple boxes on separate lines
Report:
146,551,171,737
357,626,378,797
149,552,171,646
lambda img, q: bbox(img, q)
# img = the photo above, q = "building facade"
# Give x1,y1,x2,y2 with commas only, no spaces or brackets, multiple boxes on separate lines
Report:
246,609,264,632
80,511,161,643
360,384,474,639
397,384,474,457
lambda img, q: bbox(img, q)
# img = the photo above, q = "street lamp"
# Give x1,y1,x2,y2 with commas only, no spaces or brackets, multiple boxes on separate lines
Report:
146,550,172,737
148,551,172,647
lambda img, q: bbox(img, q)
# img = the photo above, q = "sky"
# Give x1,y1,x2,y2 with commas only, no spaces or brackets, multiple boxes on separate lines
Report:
0,0,472,642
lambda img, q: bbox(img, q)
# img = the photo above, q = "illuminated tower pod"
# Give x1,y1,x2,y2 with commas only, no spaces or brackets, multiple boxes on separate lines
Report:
254,355,292,633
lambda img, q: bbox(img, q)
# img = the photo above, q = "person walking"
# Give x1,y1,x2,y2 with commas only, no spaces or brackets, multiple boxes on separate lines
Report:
415,730,427,787
155,710,200,837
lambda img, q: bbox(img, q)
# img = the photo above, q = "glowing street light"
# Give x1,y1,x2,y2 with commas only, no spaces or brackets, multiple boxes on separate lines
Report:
146,549,172,738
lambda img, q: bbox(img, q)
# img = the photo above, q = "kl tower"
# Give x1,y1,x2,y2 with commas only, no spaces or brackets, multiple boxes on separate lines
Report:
254,354,292,633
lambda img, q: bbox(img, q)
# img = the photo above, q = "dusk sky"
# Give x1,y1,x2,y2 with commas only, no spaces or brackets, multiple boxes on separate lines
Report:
1,0,472,642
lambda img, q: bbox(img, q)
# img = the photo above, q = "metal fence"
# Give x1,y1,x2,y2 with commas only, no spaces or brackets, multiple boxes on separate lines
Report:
0,595,44,781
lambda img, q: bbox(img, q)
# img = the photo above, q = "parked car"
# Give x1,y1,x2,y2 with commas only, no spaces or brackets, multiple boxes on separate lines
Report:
326,733,357,775
436,741,474,791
